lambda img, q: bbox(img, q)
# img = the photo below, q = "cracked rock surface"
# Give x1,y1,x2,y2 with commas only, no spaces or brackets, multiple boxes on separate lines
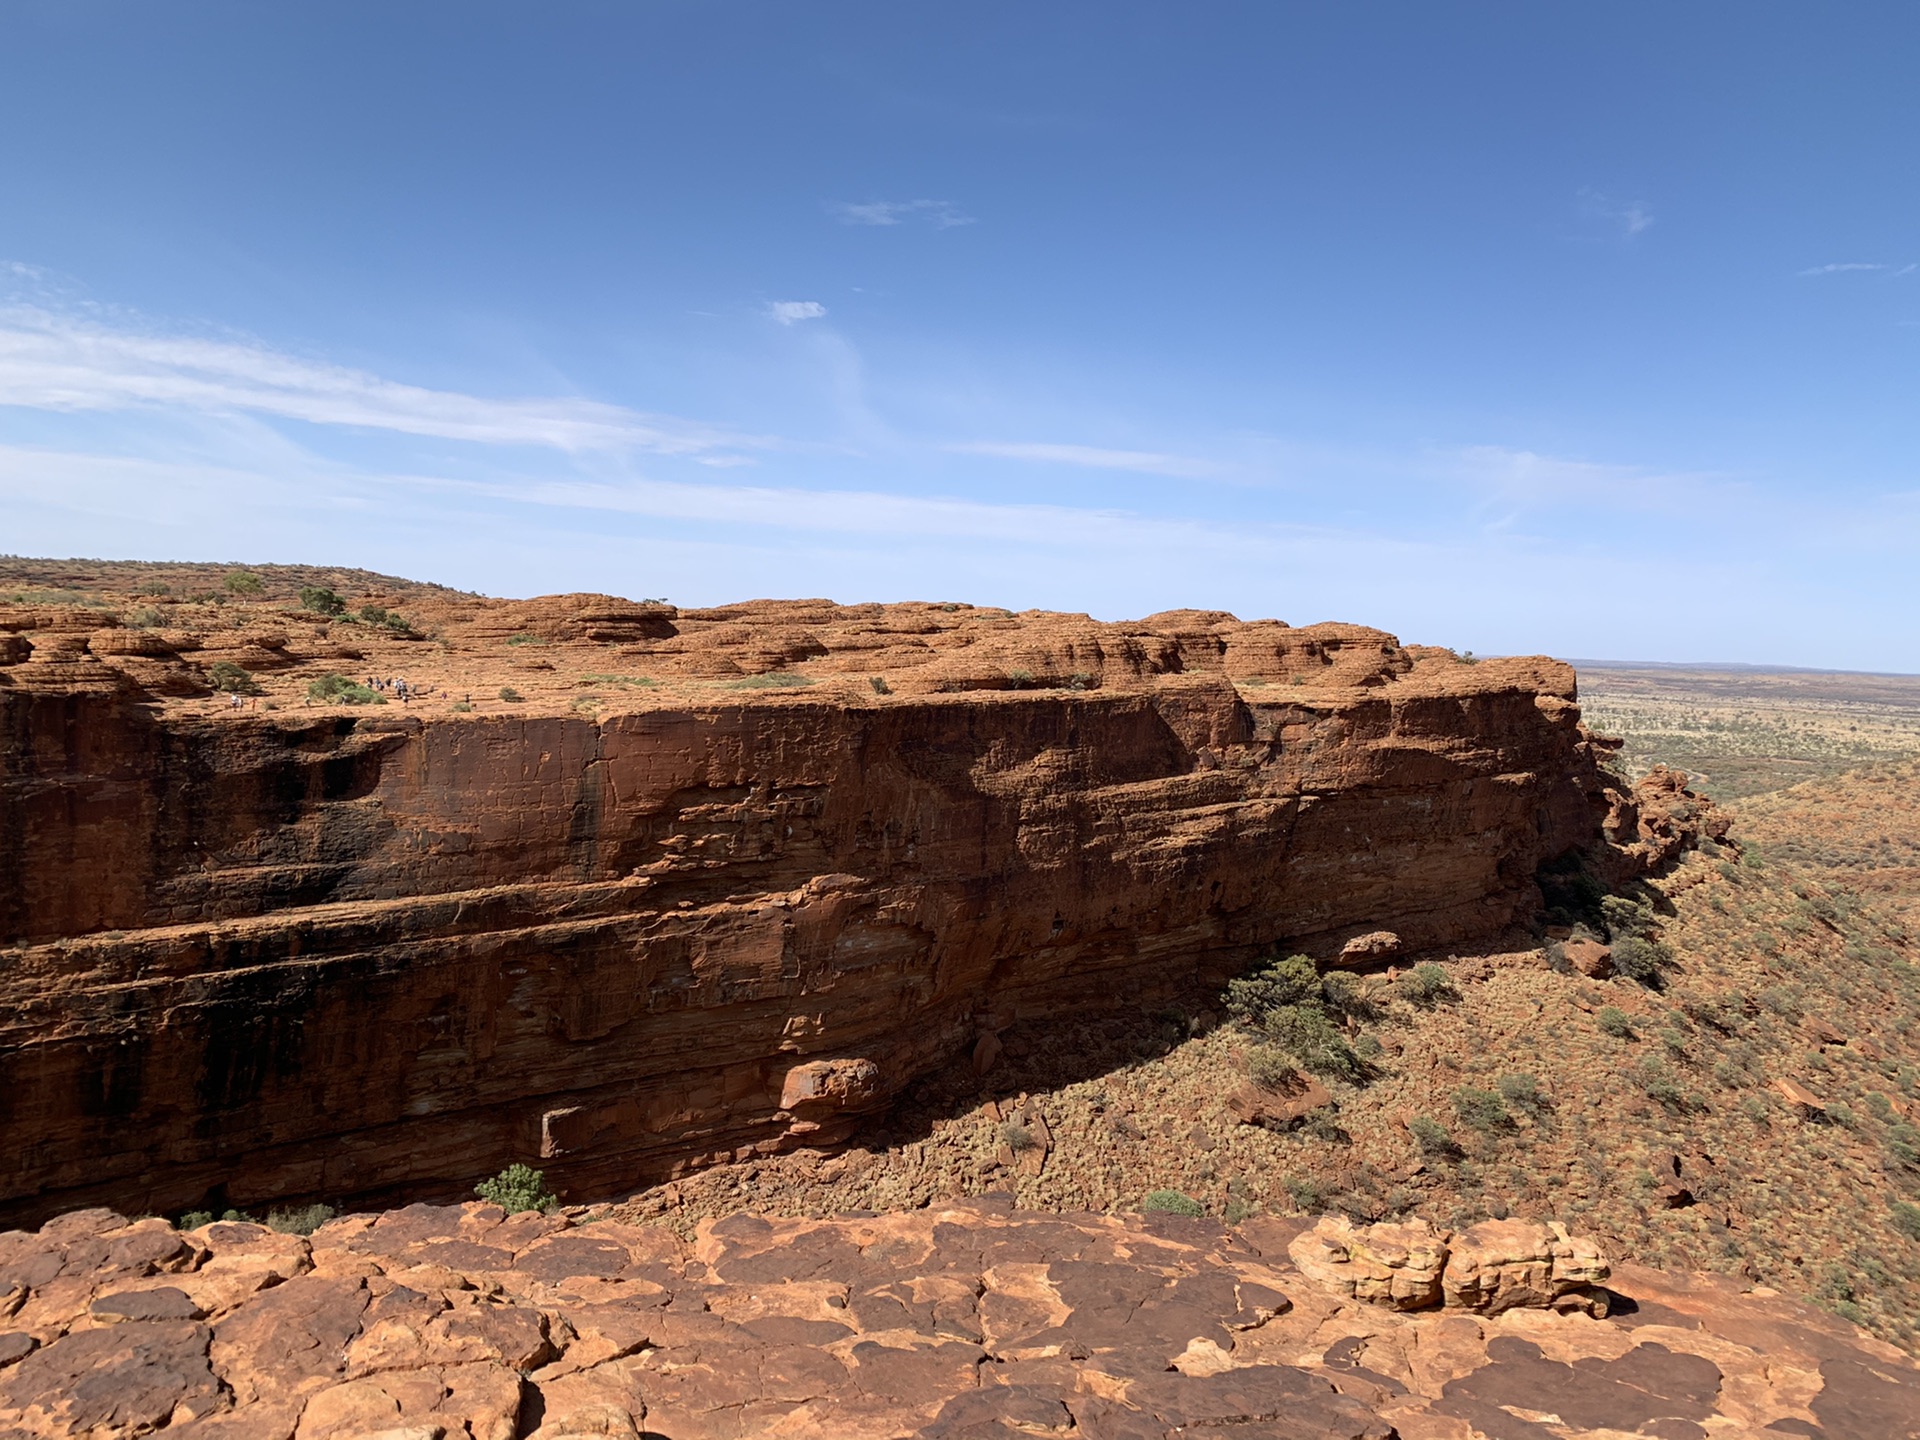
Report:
4,1200,1917,1439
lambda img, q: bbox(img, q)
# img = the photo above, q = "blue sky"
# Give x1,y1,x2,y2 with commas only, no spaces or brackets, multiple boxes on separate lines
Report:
2,3,1917,667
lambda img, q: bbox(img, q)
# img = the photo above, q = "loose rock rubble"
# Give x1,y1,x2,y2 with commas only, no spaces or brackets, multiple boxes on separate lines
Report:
3,1200,1917,1439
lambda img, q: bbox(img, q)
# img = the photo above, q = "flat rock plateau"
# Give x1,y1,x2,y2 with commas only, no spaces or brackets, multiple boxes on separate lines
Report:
4,1199,1918,1439
8,558,1920,1438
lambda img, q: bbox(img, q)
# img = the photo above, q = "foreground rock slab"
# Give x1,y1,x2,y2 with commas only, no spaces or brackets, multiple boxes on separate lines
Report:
2,1201,1914,1439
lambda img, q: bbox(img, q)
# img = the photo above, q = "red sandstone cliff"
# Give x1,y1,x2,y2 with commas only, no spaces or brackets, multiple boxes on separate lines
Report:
0,569,1699,1225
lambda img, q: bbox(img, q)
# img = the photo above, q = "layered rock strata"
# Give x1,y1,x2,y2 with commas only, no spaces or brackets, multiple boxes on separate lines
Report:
2,1200,1913,1440
2,577,1705,1223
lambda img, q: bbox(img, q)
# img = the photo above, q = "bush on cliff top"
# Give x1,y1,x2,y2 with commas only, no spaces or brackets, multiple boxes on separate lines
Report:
308,673,384,705
207,659,262,695
299,585,347,616
477,1163,557,1214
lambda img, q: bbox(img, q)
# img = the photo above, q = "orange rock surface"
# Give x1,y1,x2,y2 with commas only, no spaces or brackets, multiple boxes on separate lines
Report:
2,1200,1913,1440
1,569,1699,1224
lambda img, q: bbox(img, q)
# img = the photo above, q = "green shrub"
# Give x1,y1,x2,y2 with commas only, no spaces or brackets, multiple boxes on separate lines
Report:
1496,1072,1547,1118
1227,953,1371,1085
728,671,815,689
129,605,165,628
1004,669,1037,689
451,700,474,712
1225,955,1321,1020
1893,1201,1920,1242
207,659,262,695
1597,1006,1635,1038
1263,1005,1369,1085
476,1163,556,1214
1284,1176,1328,1211
224,570,264,596
1141,1189,1204,1217
1613,935,1672,986
356,604,417,636
1320,970,1382,1021
1301,1108,1349,1144
506,632,542,646
498,687,524,703
265,1203,335,1236
869,676,892,694
178,1210,213,1230
1246,1045,1297,1092
1887,1123,1920,1168
1451,1086,1512,1132
1409,1115,1458,1157
1636,1057,1686,1110
580,673,658,688
307,673,384,705
999,1121,1038,1153
298,586,347,616
1400,963,1456,1007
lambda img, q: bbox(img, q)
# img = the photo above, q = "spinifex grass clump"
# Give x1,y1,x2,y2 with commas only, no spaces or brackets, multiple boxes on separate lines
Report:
1140,1188,1204,1217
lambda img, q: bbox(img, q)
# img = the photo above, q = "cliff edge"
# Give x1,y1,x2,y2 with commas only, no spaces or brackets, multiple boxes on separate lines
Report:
1,565,1704,1224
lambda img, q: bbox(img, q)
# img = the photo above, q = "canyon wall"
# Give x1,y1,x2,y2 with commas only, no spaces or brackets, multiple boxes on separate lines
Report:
0,577,1679,1226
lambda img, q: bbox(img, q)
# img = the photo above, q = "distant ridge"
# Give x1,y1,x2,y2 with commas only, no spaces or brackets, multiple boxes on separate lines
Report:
1570,657,1920,679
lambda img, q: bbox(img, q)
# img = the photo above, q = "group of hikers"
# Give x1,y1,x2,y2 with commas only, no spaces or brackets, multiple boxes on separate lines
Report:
359,676,472,706
231,677,475,710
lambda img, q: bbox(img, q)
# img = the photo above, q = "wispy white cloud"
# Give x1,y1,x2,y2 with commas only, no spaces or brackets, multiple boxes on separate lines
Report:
1448,444,1735,523
766,300,827,325
1800,262,1893,275
0,303,760,458
1577,187,1654,238
947,440,1222,480
831,199,975,229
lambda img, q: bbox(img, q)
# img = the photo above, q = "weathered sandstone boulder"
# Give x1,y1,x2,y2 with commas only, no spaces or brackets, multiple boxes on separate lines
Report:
1441,1217,1611,1314
1287,1215,1451,1310
1224,1068,1332,1129
1289,1215,1611,1316
1563,935,1614,978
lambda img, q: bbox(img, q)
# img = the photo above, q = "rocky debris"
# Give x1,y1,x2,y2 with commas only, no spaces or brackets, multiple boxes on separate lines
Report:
1224,1069,1333,1130
1288,1215,1611,1317
1563,936,1614,978
1337,931,1402,964
1775,1077,1827,1117
2,1201,1912,1440
1808,1016,1848,1047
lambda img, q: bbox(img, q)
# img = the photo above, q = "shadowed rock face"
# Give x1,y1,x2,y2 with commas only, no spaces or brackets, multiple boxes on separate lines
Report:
1,1202,1913,1440
1,592,1697,1223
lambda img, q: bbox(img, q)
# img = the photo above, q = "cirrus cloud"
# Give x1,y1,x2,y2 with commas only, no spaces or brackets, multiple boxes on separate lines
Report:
766,299,827,325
